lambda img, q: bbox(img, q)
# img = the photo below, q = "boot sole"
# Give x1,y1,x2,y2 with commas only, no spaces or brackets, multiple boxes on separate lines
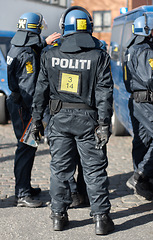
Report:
17,202,42,208
95,225,115,235
53,220,69,231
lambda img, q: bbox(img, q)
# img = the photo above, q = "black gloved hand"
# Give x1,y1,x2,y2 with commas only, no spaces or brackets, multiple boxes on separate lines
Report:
31,120,44,143
94,125,110,149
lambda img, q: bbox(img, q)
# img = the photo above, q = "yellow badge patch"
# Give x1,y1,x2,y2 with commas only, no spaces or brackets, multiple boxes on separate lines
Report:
59,72,81,94
77,19,87,30
148,59,153,69
26,61,33,74
113,47,118,52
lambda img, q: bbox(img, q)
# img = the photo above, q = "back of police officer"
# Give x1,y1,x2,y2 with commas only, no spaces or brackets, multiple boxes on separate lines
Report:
7,12,60,208
123,13,153,200
32,6,114,235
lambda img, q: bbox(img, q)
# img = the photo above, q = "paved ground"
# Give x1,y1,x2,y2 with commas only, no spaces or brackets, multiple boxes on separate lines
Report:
0,123,153,240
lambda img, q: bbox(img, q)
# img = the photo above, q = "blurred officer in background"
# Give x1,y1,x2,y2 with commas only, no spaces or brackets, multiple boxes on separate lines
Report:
31,6,114,235
7,12,61,208
123,13,153,200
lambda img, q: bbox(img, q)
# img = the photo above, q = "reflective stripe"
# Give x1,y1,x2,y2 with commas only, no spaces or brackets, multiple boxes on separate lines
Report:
124,65,127,81
28,24,37,29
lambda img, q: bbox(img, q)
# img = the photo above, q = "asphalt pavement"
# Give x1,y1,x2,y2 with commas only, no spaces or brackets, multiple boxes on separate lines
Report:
0,123,153,240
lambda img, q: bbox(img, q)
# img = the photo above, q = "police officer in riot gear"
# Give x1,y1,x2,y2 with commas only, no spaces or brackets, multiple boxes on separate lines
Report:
7,12,61,207
31,6,114,234
123,13,153,200
42,39,88,208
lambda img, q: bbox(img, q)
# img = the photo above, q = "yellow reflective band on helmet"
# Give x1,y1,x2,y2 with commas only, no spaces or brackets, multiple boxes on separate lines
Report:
27,24,37,29
148,59,153,69
76,19,87,30
132,24,134,34
124,65,127,81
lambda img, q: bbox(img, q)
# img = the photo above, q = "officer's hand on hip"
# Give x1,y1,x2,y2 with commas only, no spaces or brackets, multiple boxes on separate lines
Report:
31,120,44,143
94,125,110,149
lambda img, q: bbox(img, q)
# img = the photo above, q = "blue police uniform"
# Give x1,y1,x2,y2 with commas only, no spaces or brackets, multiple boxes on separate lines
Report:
7,39,46,197
6,12,47,205
7,41,46,198
124,34,153,199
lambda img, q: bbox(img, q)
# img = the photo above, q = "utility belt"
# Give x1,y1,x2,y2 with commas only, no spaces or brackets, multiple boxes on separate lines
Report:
49,99,94,116
131,90,153,103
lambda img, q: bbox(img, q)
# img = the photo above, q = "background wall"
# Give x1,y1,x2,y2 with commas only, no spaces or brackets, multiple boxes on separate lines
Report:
130,0,153,9
0,0,71,36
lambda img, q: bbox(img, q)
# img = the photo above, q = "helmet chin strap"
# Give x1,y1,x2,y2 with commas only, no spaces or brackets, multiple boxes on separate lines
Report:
144,13,149,35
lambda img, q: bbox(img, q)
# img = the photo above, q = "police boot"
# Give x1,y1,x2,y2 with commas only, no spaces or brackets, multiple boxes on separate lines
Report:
126,172,153,200
51,212,69,231
94,214,115,235
16,196,42,208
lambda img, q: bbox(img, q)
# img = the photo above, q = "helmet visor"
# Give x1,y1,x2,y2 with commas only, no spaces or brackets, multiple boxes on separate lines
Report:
145,13,153,31
41,18,48,30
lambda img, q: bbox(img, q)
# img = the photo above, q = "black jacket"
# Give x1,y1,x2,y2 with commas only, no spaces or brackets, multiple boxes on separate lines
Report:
7,35,47,112
123,35,153,136
123,36,153,93
32,34,113,124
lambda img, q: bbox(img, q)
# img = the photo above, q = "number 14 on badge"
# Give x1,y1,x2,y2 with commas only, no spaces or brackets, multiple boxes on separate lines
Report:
59,72,81,95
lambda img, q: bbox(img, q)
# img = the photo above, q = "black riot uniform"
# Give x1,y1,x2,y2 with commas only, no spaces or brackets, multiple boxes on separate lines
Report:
6,11,52,208
6,12,61,208
32,34,113,214
124,34,153,200
7,34,46,200
32,6,114,235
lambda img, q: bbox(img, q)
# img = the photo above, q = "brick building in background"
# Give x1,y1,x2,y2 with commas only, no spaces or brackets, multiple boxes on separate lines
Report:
71,0,153,45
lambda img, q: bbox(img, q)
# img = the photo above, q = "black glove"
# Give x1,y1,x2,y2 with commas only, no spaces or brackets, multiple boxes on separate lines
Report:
94,125,110,149
31,120,44,143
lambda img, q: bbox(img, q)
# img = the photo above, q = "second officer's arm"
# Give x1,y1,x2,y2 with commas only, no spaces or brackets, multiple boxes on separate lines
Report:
94,51,114,149
31,52,50,142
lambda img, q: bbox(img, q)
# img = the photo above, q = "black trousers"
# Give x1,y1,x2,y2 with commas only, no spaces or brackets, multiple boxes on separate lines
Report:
7,96,36,197
48,109,111,215
129,98,153,178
